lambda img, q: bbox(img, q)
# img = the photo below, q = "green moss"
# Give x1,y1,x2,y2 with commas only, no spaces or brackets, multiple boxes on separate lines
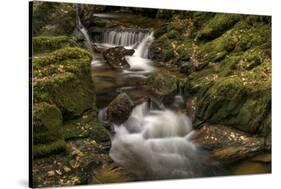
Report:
33,1,76,35
197,14,242,40
89,121,111,144
32,45,95,119
33,47,92,70
63,111,96,140
32,36,76,54
33,139,67,158
33,103,67,157
33,102,63,135
195,76,271,136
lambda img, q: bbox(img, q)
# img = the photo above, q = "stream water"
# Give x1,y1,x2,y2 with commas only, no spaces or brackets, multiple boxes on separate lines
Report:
78,12,271,180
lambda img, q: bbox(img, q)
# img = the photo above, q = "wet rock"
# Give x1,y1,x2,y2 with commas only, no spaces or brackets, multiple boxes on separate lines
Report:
146,71,186,107
106,93,134,125
192,124,266,162
147,72,178,96
103,47,135,70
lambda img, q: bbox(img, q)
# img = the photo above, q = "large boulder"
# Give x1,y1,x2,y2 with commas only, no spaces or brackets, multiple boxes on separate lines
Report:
106,93,134,125
33,102,66,158
146,72,178,96
103,47,135,70
146,72,177,107
32,1,76,36
33,45,95,120
32,36,99,159
195,76,271,137
32,36,76,54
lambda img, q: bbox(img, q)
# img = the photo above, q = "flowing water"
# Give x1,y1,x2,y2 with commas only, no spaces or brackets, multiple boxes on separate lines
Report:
90,27,214,179
109,102,216,179
78,12,271,180
76,5,94,54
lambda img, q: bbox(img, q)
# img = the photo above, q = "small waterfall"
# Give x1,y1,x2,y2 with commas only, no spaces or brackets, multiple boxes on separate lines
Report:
133,32,154,58
101,29,150,47
109,102,211,179
124,32,155,74
76,5,94,54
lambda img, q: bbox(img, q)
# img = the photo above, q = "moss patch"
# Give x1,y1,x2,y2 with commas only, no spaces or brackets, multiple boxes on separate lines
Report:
33,102,67,157
33,46,95,120
32,36,76,54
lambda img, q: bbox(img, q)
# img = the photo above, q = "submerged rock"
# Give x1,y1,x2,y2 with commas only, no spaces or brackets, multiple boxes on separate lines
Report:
106,93,134,125
147,72,178,96
102,47,135,69
146,72,177,107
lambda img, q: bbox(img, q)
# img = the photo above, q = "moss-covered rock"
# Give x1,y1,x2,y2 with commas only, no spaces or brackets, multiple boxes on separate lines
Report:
195,75,271,136
32,36,76,54
33,102,66,157
63,111,110,144
32,35,103,159
197,14,242,40
151,12,271,137
32,1,76,36
33,46,95,120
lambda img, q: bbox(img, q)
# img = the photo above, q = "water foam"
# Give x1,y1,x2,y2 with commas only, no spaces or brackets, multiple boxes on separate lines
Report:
109,102,211,179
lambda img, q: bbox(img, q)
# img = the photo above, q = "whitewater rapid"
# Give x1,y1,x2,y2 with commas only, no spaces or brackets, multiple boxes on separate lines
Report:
109,102,211,179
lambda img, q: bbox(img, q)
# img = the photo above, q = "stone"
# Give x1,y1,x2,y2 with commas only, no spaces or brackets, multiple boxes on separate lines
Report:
103,47,135,70
106,93,134,125
192,124,266,162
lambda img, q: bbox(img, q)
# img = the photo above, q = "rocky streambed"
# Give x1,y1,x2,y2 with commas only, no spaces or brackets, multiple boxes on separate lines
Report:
31,2,271,188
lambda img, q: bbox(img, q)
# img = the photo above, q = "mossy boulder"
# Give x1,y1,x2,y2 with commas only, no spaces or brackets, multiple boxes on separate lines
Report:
197,14,242,40
32,36,76,54
33,46,95,120
32,34,100,159
63,111,110,144
32,1,76,35
33,102,66,158
196,76,271,136
147,72,178,96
